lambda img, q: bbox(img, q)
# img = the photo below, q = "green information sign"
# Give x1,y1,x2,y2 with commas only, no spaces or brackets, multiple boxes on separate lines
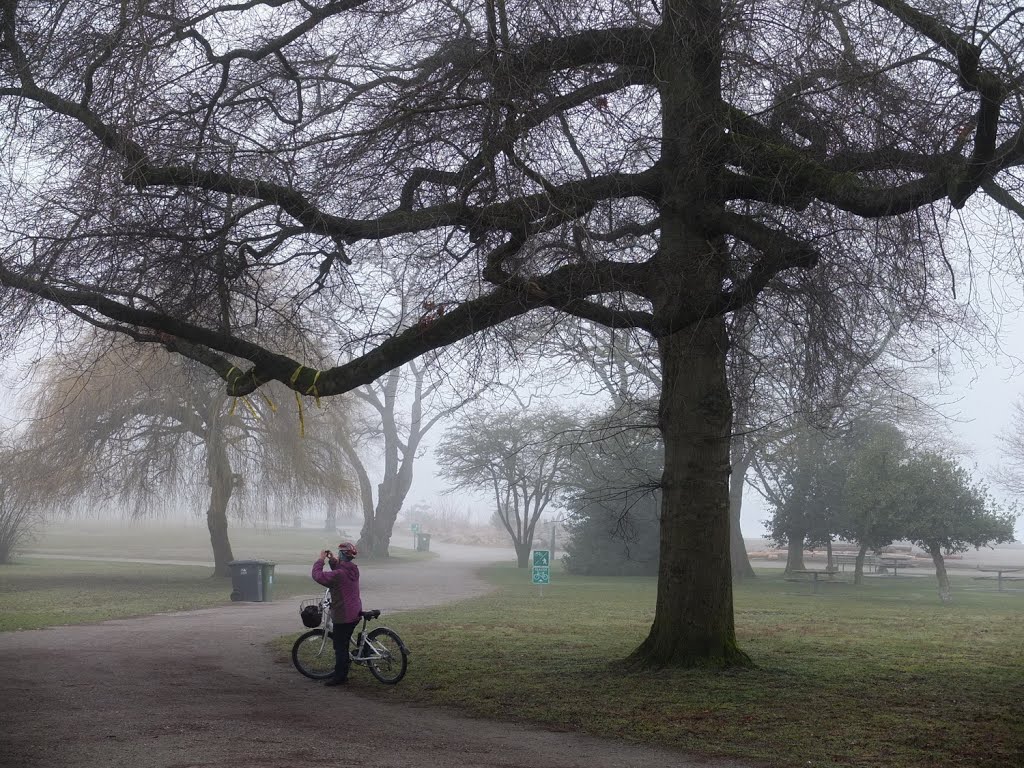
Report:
411,523,420,533
531,566,550,585
532,550,550,567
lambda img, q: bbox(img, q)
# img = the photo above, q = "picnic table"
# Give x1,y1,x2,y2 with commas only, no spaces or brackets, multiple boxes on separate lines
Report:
876,555,912,576
786,569,840,594
973,566,1024,592
833,553,875,571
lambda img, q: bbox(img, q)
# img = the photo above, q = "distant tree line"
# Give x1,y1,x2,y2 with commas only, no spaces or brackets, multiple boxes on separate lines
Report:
549,412,1016,605
764,420,1016,602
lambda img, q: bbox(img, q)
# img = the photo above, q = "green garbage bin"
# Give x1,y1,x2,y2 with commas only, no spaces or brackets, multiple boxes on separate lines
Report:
415,533,431,552
228,560,276,602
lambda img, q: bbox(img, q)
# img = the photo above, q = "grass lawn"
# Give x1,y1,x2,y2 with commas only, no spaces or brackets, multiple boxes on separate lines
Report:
0,558,315,631
2,522,428,631
299,566,1024,768
21,520,426,564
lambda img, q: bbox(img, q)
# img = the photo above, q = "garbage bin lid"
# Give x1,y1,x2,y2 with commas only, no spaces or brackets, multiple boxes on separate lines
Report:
228,560,265,566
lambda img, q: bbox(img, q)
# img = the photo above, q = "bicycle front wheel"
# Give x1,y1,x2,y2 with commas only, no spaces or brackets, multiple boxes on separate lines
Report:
365,627,408,684
292,629,335,680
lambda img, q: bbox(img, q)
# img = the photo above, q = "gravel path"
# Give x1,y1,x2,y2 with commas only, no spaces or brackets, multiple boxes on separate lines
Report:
0,545,756,768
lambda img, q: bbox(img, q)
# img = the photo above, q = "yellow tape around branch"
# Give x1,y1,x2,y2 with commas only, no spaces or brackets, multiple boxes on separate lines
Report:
306,370,322,406
288,366,325,438
223,366,270,421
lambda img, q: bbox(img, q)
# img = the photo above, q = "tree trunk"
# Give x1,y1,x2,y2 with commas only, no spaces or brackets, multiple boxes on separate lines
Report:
338,434,379,557
357,514,377,557
515,540,531,568
205,421,235,578
626,0,748,669
729,457,756,580
628,324,750,668
359,445,418,559
929,543,952,604
853,541,870,585
785,532,807,574
371,493,400,558
826,539,834,572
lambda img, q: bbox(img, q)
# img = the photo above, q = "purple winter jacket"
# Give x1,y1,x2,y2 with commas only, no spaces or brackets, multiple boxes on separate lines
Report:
312,558,362,624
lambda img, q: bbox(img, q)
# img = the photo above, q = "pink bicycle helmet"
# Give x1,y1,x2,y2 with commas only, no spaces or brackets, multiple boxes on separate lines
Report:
337,541,358,558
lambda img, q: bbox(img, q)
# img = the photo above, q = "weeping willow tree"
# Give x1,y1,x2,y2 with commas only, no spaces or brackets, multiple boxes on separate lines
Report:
0,439,41,564
23,335,357,576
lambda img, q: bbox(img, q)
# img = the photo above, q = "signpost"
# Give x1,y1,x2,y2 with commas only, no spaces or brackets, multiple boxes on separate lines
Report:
531,549,550,593
411,522,420,549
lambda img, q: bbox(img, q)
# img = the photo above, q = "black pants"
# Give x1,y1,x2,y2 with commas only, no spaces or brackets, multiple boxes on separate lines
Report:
331,620,357,681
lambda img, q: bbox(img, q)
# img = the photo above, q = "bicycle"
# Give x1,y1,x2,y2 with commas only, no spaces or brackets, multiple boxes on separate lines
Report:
291,589,409,684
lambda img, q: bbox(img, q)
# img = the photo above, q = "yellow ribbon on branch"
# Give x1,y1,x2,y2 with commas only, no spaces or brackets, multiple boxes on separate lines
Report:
224,365,273,420
290,366,323,438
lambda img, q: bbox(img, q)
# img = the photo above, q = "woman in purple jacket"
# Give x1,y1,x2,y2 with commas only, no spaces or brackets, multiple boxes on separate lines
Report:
312,541,362,686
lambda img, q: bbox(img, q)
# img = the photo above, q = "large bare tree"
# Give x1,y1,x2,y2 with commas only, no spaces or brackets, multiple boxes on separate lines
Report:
338,357,482,558
325,263,487,558
0,1,1022,667
438,407,577,568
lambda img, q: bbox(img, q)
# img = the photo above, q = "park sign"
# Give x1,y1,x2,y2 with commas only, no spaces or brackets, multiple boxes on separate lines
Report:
531,550,550,585
411,523,420,534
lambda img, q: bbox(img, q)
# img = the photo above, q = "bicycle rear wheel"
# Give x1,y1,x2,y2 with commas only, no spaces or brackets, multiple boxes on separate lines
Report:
292,629,335,679
365,627,408,684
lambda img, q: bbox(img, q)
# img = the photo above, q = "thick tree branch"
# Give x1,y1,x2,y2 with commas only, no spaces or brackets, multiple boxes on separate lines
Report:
503,26,656,73
865,0,981,87
981,178,1024,220
724,106,1024,216
0,243,654,397
696,208,820,316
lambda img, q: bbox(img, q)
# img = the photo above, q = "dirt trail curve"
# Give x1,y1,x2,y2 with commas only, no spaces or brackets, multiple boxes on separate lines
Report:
0,543,754,768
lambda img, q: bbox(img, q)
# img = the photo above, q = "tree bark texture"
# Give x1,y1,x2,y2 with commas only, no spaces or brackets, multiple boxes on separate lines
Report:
630,324,750,668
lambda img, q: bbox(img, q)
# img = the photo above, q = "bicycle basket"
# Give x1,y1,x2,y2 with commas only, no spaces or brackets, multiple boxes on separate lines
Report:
299,599,324,628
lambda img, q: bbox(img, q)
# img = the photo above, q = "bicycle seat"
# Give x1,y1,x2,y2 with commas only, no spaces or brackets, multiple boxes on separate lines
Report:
359,609,381,620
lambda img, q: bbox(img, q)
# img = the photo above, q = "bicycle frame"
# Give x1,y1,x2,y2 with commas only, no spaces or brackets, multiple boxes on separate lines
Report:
311,589,388,662
293,589,408,684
